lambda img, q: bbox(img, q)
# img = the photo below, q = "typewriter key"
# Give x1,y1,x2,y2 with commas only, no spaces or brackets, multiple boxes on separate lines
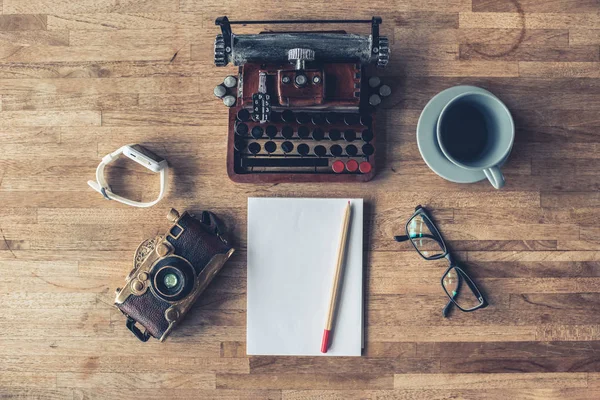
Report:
314,145,327,157
343,129,357,142
326,112,341,124
344,114,360,126
369,94,381,106
360,115,373,126
235,122,249,136
281,141,294,153
270,112,282,123
311,113,326,125
237,108,251,122
359,161,372,174
214,84,227,99
223,95,236,107
298,125,310,139
312,128,325,141
282,110,295,122
346,159,359,172
361,129,374,142
297,143,310,156
332,160,345,173
266,125,278,139
379,84,392,97
328,129,341,141
251,126,264,139
296,112,311,124
223,75,237,88
264,141,277,154
368,76,381,88
362,143,375,156
330,144,343,157
248,142,261,155
234,139,246,152
345,144,358,157
282,125,294,139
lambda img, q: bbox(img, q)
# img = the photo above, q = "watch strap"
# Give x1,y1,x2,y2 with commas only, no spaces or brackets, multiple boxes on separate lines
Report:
88,146,168,208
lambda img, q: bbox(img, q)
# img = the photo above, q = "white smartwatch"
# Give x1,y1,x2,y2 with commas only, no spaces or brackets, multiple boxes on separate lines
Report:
88,144,169,208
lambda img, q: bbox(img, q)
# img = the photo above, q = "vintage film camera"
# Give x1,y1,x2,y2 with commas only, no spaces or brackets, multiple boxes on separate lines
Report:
213,16,390,183
114,209,234,341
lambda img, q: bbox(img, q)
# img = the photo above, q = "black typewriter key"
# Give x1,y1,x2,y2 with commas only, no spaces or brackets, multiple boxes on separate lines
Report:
328,129,341,141
343,129,357,142
282,125,294,139
314,145,327,157
270,112,282,123
297,143,310,156
362,143,375,156
237,109,251,122
265,125,278,139
330,144,343,157
281,110,295,122
361,129,374,142
296,112,311,124
248,142,261,155
234,139,246,152
281,141,294,154
311,113,326,125
298,125,310,139
251,126,264,139
326,112,341,124
345,144,358,157
235,122,249,136
360,114,373,126
344,113,360,126
264,141,277,154
312,128,325,141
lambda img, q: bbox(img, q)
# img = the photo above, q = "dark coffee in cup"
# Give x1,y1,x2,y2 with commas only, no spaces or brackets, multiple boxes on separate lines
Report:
439,103,488,164
436,91,514,189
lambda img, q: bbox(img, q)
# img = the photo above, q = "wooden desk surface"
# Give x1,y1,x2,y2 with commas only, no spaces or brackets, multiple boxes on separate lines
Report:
1,0,600,398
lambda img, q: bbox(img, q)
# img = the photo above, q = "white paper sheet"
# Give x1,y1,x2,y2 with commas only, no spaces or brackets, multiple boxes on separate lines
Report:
247,197,363,356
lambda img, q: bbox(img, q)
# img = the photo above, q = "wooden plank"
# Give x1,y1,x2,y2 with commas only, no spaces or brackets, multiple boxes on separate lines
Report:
393,372,587,389
472,0,599,13
3,0,179,13
46,13,204,31
0,31,69,46
0,15,46,31
394,28,569,46
460,44,600,61
571,30,600,45
0,111,101,127
216,373,394,390
56,372,216,389
519,62,600,78
459,13,600,30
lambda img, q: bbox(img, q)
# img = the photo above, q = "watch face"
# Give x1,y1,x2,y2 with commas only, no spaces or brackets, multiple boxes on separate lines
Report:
129,144,165,163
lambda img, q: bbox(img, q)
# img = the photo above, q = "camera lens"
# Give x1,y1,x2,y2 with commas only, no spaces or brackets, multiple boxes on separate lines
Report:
163,273,179,289
151,257,196,302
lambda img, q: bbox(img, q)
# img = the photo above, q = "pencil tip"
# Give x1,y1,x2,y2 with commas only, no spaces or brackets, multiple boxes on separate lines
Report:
348,200,350,205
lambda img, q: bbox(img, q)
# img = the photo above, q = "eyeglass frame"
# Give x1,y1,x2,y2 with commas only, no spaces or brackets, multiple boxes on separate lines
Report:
394,205,488,316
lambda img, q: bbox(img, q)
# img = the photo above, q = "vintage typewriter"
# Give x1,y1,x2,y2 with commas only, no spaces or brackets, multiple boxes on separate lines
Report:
213,16,390,183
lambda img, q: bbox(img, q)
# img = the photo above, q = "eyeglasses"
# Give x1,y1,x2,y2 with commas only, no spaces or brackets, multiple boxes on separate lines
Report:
394,205,488,317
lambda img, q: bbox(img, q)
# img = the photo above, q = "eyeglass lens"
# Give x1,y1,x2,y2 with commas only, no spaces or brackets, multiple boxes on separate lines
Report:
442,267,483,310
407,214,445,259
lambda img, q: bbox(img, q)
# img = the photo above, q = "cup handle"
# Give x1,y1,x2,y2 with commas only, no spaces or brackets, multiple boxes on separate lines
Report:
483,166,505,189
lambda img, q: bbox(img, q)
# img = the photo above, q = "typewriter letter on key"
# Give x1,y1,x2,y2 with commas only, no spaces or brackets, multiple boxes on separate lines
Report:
213,16,390,183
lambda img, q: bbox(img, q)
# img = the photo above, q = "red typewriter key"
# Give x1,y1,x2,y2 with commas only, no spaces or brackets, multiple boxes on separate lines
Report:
346,159,359,172
359,161,372,174
332,160,345,173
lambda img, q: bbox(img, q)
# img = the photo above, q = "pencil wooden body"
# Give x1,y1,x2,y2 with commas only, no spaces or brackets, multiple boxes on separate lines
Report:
322,201,352,352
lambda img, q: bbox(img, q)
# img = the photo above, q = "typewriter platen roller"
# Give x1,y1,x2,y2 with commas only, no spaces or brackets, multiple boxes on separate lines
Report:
213,16,390,183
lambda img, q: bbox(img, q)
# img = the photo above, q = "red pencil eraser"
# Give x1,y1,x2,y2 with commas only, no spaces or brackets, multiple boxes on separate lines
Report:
321,329,331,353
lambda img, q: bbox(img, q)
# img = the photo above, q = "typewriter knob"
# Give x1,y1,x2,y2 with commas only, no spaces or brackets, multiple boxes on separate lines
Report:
288,48,315,70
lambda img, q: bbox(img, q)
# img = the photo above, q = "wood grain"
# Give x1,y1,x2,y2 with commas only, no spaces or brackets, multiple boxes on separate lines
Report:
1,0,600,398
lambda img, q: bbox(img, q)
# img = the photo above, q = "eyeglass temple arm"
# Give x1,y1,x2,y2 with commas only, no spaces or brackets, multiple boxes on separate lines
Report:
394,233,438,242
442,253,460,318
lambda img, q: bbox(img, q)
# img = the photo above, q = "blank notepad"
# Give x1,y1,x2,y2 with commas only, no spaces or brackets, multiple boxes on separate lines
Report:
247,197,363,356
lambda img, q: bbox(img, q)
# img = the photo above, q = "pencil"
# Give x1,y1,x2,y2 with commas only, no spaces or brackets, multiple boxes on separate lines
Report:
321,200,352,353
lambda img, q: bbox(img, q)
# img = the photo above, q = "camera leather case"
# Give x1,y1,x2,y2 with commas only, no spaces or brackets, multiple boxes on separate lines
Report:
114,208,234,342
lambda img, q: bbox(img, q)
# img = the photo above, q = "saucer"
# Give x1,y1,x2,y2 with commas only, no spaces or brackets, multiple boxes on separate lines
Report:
416,85,502,183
